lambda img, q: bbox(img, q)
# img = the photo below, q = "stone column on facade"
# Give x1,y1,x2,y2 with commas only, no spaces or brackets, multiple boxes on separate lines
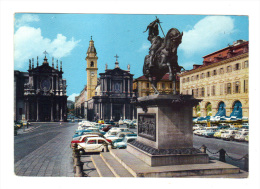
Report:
128,78,130,97
36,99,39,121
51,100,54,122
123,104,126,120
110,103,113,120
56,102,60,121
60,102,63,122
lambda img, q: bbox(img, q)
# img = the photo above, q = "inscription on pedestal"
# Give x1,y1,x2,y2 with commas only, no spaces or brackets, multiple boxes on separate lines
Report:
138,113,156,141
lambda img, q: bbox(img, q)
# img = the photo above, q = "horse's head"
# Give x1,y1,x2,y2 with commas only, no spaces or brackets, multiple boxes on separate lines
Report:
165,28,183,50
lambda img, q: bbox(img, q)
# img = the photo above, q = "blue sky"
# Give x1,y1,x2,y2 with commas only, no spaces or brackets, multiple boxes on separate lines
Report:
14,14,249,101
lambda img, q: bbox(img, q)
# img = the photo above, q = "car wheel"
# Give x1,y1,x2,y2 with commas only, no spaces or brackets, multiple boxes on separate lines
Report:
79,149,85,155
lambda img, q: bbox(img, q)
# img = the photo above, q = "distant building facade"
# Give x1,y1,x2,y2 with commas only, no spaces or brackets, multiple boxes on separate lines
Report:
15,55,68,122
87,59,135,121
179,40,249,118
74,85,87,118
14,71,29,121
133,73,180,97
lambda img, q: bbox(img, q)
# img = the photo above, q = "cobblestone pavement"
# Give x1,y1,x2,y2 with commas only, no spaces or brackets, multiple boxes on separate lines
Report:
14,123,77,177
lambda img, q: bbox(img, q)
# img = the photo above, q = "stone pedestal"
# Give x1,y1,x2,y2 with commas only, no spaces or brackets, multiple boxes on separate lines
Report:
128,94,209,166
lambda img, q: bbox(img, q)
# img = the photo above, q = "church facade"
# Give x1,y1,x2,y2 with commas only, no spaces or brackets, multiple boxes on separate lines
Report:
87,58,136,121
15,54,68,122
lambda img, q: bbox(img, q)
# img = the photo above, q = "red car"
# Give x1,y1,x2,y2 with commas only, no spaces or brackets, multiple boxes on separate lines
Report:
70,134,112,148
102,124,113,132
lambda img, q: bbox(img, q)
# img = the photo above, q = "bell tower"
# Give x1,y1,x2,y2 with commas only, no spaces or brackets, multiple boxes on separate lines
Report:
86,36,98,100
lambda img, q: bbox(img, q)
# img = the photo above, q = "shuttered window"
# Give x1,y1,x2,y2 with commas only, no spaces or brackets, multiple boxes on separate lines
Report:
244,80,248,93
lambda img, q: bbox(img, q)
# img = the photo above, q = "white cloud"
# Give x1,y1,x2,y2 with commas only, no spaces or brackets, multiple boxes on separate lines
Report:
68,93,79,102
179,16,234,56
14,26,80,69
15,14,40,28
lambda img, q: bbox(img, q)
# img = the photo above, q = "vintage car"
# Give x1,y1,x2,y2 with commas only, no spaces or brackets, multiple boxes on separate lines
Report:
70,134,100,148
127,120,137,128
203,129,216,137
73,128,105,138
213,129,226,139
102,124,113,132
105,131,134,142
234,130,249,142
118,119,124,125
220,129,238,140
77,137,110,153
113,135,137,149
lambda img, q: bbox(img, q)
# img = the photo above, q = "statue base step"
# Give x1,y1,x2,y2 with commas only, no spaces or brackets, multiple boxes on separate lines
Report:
127,141,209,167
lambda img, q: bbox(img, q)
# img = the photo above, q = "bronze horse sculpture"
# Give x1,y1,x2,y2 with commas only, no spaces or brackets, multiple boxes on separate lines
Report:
143,18,183,94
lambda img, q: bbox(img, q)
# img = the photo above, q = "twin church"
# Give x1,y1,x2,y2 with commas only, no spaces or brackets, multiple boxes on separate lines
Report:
75,37,136,121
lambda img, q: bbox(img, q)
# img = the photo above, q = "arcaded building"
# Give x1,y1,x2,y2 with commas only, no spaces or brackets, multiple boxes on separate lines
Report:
179,40,249,118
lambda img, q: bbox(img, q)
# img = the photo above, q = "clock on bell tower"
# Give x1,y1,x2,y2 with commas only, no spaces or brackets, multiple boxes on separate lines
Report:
86,36,98,100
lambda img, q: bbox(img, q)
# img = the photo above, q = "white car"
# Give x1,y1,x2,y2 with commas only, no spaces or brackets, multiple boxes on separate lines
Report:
78,137,110,153
118,120,124,125
113,135,137,149
105,131,134,142
221,130,238,140
109,127,130,132
234,130,249,141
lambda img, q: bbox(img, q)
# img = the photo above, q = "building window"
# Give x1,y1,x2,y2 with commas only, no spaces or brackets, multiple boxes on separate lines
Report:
90,61,94,67
196,75,199,80
227,66,232,73
234,81,240,93
234,63,241,71
244,61,249,68
162,83,165,89
201,73,205,79
169,83,172,88
146,82,150,88
187,77,190,82
227,83,231,94
220,68,224,74
207,71,211,77
191,76,194,81
244,80,248,93
211,85,216,96
201,87,205,97
213,70,217,76
182,78,185,83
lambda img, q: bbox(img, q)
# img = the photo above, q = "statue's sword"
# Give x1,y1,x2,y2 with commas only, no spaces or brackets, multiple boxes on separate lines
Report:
156,16,165,37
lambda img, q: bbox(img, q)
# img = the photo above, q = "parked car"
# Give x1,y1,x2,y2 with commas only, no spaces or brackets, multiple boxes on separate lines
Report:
203,129,216,138
113,135,137,149
102,124,113,132
72,132,104,141
78,137,110,153
105,131,134,142
73,128,105,138
245,134,249,142
127,120,137,128
98,120,105,124
105,121,116,126
234,130,249,142
70,134,100,148
221,130,238,140
15,121,22,128
109,127,130,132
118,119,124,125
193,128,204,135
213,129,226,139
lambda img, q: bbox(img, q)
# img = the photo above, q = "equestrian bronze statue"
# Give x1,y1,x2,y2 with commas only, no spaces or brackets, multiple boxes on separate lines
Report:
143,18,183,94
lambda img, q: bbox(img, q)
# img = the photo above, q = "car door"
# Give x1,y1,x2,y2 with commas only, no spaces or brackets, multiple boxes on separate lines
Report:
85,139,98,152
